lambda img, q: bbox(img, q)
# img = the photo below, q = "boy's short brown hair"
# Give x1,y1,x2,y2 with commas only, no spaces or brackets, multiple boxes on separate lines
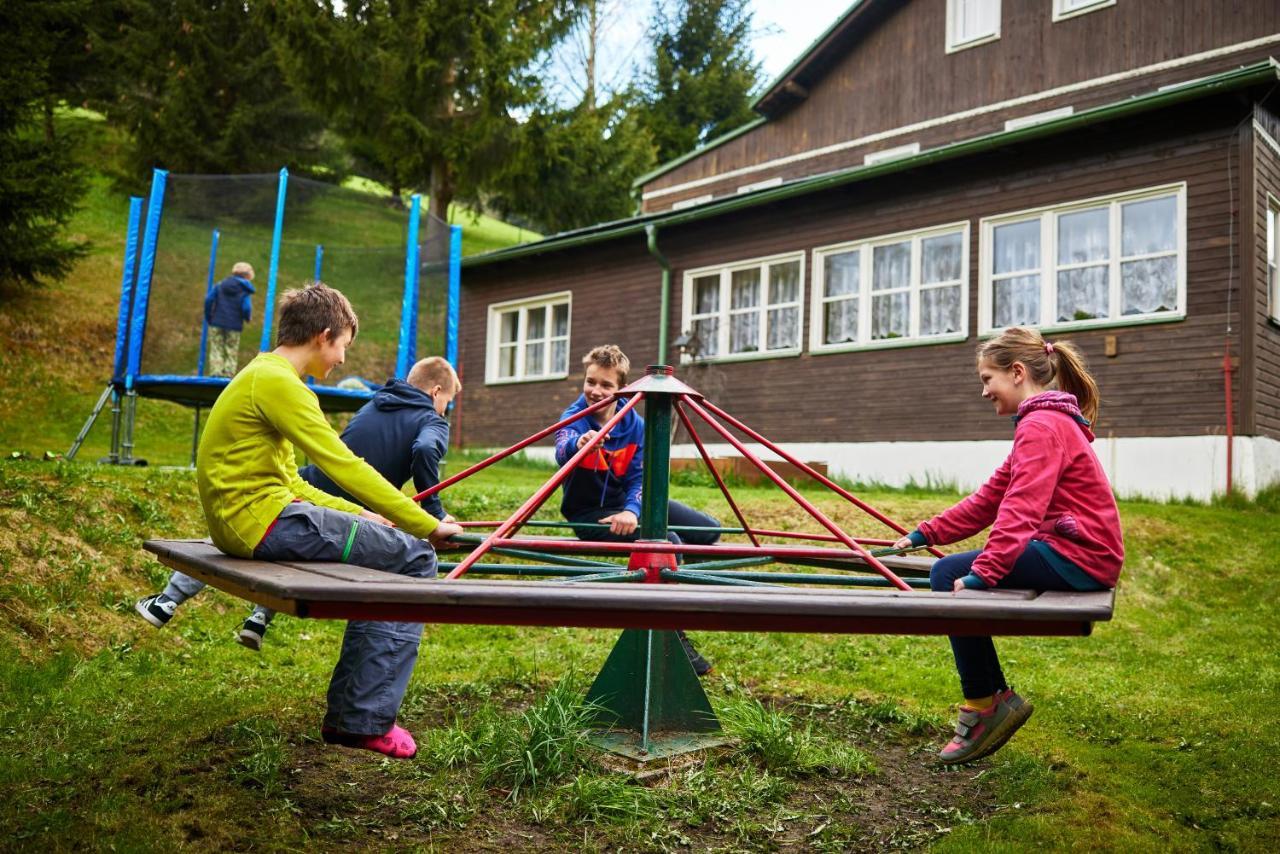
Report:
406,356,460,394
275,281,358,347
582,344,630,385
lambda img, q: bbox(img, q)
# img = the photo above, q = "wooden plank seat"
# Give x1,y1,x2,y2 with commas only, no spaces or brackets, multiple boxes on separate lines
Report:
144,539,1115,637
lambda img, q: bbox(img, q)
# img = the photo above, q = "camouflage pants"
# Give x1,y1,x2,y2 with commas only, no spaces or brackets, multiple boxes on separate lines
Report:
206,327,240,377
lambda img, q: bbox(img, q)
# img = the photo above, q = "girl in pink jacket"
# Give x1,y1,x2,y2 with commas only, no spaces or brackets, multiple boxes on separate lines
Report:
894,327,1123,764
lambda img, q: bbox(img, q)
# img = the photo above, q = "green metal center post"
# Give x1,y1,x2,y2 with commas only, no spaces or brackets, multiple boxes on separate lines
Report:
639,365,674,541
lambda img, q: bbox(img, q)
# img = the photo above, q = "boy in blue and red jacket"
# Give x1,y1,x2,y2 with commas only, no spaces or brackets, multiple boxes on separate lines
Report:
554,345,718,674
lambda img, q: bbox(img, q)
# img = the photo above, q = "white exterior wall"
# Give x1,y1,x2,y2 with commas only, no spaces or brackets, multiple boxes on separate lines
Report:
517,435,1280,501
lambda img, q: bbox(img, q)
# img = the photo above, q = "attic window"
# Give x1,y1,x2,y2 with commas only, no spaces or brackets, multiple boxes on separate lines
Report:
946,0,1000,53
1053,0,1115,22
864,142,921,166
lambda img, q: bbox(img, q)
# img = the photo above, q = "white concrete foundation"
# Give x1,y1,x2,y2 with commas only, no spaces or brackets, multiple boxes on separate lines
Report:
516,434,1280,501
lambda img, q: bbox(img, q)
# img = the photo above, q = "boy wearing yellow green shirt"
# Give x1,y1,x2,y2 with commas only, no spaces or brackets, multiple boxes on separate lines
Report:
139,283,459,759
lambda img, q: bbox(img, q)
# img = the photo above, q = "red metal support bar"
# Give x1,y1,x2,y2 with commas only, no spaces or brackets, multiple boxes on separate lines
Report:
697,398,944,559
684,398,912,592
413,394,617,502
445,393,645,580
674,400,761,548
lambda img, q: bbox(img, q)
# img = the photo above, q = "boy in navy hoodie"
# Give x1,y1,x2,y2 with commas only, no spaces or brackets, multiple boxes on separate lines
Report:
555,345,718,674
203,261,256,377
136,356,460,650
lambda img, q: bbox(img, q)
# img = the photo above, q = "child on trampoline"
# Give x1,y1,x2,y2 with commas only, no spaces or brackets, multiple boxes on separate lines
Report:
893,326,1123,764
555,344,719,675
141,282,460,759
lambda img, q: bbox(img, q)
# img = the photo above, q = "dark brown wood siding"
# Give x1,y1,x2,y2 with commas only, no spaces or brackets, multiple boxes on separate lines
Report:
642,0,1280,212
462,109,1250,449
1252,108,1280,440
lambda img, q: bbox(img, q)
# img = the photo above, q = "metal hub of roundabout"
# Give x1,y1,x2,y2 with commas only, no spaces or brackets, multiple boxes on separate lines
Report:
418,365,943,760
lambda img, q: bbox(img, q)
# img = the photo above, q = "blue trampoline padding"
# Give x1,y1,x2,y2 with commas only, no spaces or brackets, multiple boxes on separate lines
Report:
127,374,373,413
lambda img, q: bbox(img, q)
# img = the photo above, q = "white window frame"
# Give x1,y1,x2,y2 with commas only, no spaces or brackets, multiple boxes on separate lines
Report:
810,222,971,355
1052,0,1116,23
485,291,572,385
681,251,806,364
946,0,1000,54
864,142,921,166
1268,194,1280,326
978,183,1187,336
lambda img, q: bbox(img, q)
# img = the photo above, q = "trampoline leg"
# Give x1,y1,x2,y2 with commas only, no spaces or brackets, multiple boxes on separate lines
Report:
67,384,114,461
121,390,137,465
190,406,201,468
107,388,122,463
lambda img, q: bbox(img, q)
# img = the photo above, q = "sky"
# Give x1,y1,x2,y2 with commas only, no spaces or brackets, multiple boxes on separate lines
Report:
545,0,856,106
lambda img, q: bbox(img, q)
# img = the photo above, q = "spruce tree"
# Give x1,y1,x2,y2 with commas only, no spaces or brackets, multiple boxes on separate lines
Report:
0,1,90,289
639,0,762,164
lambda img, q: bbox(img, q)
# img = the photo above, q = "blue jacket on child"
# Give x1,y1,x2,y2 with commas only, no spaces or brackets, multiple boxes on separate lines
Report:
554,394,644,520
204,275,255,331
299,379,450,520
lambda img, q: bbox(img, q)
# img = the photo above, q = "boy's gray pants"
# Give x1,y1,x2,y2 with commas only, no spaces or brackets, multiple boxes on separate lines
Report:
251,502,438,736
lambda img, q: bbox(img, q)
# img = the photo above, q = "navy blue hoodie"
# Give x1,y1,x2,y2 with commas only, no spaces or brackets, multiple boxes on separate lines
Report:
554,394,644,519
204,275,255,331
299,379,450,519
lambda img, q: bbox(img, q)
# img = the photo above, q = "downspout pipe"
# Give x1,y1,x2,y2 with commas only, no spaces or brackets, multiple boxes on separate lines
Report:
646,224,671,363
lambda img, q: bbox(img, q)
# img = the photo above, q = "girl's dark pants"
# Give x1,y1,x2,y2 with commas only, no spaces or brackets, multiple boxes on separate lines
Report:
930,547,1080,699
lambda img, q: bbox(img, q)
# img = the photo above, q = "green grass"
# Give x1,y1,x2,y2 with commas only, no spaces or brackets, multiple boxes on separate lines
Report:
1,458,1278,849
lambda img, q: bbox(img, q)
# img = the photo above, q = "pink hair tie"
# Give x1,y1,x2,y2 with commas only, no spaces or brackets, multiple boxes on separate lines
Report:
1044,341,1055,355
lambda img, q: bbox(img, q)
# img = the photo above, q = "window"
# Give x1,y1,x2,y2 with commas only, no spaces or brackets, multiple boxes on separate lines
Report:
737,177,782,194
672,194,713,210
811,223,969,353
1268,198,1279,325
1053,0,1115,22
946,0,1000,53
864,142,921,166
979,184,1185,334
486,292,571,383
1004,106,1074,132
682,253,804,362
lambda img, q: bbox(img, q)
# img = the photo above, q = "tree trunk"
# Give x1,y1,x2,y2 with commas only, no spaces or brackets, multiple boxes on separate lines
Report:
584,0,598,110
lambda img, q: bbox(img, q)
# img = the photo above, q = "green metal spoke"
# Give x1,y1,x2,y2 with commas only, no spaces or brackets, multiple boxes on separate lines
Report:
562,570,641,583
676,556,774,572
658,569,781,587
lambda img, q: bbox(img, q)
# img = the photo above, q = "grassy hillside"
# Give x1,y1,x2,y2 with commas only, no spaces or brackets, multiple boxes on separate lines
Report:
0,113,537,464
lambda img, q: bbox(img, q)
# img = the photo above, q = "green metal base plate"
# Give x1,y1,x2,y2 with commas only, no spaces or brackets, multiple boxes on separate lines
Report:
588,729,732,762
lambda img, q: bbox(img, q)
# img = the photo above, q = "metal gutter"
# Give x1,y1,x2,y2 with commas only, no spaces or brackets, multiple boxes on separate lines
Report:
466,60,1279,270
645,224,672,360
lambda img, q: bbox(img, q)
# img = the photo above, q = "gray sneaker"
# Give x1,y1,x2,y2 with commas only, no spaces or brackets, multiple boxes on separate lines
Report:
938,689,1034,764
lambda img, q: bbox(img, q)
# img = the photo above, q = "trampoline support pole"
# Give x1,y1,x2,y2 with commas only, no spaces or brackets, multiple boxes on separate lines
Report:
107,388,122,463
190,406,201,468
67,384,115,461
122,390,138,465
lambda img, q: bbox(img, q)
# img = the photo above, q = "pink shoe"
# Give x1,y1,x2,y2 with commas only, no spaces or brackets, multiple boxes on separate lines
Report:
937,690,1033,764
322,723,418,759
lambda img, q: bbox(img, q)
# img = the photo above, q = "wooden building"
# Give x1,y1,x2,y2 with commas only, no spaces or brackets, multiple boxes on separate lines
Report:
458,0,1280,500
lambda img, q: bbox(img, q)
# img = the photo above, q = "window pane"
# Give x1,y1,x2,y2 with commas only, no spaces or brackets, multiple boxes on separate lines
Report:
768,261,800,304
955,0,998,42
920,285,962,336
872,292,909,339
524,341,545,374
693,317,719,357
498,344,516,378
499,311,518,344
872,242,910,291
1057,266,1109,321
1058,207,1109,264
922,232,962,283
993,220,1040,274
993,274,1041,327
526,306,546,340
824,298,859,345
731,268,760,308
730,312,759,353
552,302,569,336
767,307,798,350
694,275,719,314
551,339,567,374
824,251,860,297
1121,257,1177,315
1122,196,1176,256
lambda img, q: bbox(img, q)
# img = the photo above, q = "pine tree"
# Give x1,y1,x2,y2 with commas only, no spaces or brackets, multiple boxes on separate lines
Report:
0,1,90,289
264,0,581,230
639,0,762,164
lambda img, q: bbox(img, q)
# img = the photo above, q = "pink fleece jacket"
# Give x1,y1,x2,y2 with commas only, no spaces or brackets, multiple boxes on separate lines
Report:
917,391,1124,588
